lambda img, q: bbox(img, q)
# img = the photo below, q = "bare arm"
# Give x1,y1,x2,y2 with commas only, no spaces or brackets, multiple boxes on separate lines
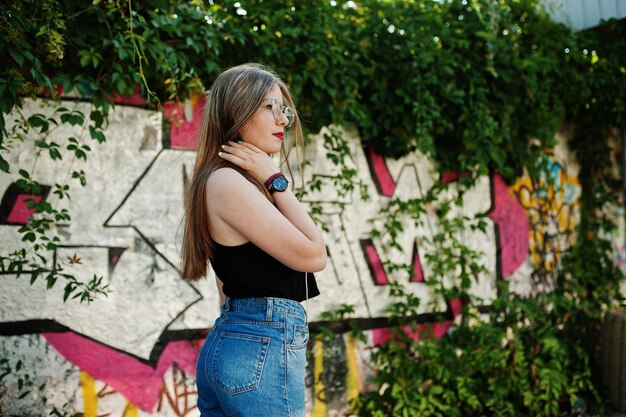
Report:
215,276,225,306
208,143,327,271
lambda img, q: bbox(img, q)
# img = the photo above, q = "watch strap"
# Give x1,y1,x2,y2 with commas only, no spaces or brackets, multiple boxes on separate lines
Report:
264,173,285,190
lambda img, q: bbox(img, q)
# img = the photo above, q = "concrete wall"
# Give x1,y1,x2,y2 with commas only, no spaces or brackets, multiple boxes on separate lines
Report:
0,96,622,416
546,0,626,31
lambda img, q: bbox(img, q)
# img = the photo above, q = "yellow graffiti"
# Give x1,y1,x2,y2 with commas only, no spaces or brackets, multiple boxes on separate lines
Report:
79,370,97,417
123,402,139,417
311,337,327,417
190,92,203,110
511,156,580,272
344,333,362,402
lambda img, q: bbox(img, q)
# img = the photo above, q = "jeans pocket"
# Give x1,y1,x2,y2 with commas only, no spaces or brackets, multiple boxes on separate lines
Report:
212,331,270,395
288,324,309,350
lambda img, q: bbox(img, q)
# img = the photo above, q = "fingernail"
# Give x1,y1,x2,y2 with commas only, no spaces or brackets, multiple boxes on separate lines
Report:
237,140,243,144
221,144,225,149
218,152,223,157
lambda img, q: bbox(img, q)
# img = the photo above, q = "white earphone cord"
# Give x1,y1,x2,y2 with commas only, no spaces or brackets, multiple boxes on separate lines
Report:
304,272,309,323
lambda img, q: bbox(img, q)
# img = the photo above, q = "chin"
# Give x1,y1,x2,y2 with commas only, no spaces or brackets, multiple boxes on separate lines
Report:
266,144,283,155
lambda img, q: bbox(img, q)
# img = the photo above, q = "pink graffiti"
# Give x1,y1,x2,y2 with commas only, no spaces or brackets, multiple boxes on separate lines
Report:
363,172,529,345
110,85,146,107
440,170,471,184
372,298,463,344
411,244,424,283
163,95,205,150
363,240,426,285
43,332,202,412
366,144,396,197
488,174,529,278
6,195,42,224
364,243,390,285
54,83,145,106
364,239,461,343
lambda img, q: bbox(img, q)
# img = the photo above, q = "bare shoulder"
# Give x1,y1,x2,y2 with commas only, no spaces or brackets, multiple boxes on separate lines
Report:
206,167,255,196
205,167,266,217
207,167,247,186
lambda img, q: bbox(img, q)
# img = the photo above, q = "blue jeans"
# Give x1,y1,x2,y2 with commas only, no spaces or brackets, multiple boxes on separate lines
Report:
196,297,309,417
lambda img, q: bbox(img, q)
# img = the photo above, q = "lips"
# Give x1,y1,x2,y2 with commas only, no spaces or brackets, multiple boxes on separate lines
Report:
272,132,284,140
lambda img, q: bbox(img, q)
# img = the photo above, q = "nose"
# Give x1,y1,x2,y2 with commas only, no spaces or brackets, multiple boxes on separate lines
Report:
276,112,288,126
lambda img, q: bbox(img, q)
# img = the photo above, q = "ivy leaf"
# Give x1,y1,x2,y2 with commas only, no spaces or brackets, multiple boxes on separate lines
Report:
22,232,36,242
30,270,40,284
27,114,49,133
0,155,8,173
49,142,62,160
46,272,57,289
70,113,85,125
18,390,31,399
75,149,87,160
72,170,87,186
89,125,106,143
79,52,91,67
430,385,444,395
90,110,104,128
8,49,25,66
63,283,75,302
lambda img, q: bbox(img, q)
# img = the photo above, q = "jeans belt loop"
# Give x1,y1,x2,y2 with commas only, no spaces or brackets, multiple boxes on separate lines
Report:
265,298,273,321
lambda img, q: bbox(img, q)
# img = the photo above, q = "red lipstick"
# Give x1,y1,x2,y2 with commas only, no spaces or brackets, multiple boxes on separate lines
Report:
272,132,284,140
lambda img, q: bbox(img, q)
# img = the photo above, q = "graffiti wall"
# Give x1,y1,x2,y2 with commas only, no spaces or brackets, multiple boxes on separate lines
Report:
0,97,621,416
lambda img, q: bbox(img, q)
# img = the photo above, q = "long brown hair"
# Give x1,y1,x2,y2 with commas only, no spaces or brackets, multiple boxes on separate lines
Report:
181,63,305,281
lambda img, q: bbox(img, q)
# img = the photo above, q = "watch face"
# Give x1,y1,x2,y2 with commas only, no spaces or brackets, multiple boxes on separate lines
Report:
272,176,289,192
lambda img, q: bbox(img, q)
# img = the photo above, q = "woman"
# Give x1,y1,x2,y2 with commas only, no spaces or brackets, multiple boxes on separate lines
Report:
181,63,327,417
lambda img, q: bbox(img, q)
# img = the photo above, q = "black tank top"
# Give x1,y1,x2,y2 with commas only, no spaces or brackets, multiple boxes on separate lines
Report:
210,241,320,302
